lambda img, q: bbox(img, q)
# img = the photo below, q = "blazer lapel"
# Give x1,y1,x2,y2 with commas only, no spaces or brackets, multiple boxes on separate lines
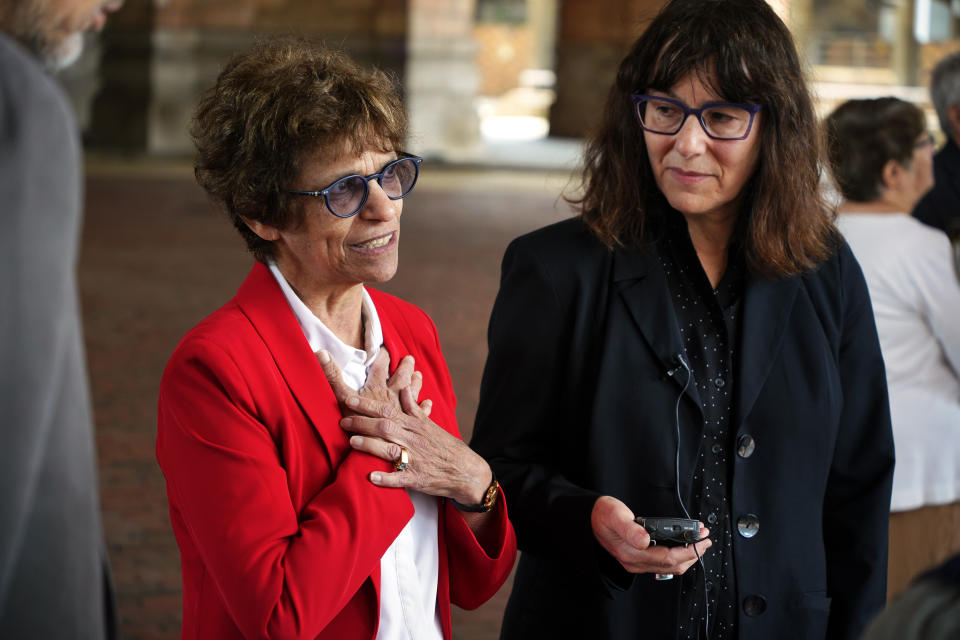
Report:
374,294,460,439
612,245,703,410
734,272,800,427
234,262,350,466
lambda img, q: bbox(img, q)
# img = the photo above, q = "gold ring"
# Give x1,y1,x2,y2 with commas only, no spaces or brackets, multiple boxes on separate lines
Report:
394,447,409,471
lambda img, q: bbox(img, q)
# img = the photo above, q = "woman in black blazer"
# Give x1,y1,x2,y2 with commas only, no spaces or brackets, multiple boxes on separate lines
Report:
470,1,895,639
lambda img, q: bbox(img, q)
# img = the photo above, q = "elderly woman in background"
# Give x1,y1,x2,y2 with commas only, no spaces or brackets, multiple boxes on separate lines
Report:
826,97,960,593
469,0,895,638
156,37,515,640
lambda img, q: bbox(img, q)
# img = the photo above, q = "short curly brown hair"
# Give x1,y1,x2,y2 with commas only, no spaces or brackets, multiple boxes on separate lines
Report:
191,36,407,262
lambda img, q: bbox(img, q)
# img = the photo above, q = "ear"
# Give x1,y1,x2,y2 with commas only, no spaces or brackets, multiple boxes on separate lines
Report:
880,158,903,192
241,216,281,241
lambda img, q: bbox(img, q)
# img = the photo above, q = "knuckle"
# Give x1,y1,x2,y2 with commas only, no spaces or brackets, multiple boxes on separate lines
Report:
381,402,400,420
410,473,427,492
380,419,399,438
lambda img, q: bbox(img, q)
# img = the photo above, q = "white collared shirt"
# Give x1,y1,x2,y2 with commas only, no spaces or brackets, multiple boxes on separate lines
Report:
268,261,443,640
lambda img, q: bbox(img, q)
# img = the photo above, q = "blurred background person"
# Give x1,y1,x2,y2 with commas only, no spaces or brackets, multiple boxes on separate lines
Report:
156,37,515,639
827,95,960,588
862,552,960,640
913,51,960,242
0,0,121,638
470,1,894,639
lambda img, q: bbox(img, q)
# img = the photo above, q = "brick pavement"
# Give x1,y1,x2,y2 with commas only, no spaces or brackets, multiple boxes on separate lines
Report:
81,162,574,639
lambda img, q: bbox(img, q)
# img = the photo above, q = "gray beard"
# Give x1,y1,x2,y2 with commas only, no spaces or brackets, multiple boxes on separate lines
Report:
4,7,84,71
43,31,84,70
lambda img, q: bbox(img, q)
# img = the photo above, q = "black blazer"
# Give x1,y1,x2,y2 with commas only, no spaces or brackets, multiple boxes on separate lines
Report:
913,139,960,236
471,218,894,640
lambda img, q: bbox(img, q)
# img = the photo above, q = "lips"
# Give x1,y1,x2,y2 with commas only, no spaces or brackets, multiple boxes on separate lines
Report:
667,167,712,184
350,231,396,251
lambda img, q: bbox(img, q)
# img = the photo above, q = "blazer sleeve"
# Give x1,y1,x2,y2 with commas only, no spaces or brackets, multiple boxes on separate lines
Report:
824,245,896,639
442,492,516,610
394,299,517,609
471,237,607,583
157,336,414,640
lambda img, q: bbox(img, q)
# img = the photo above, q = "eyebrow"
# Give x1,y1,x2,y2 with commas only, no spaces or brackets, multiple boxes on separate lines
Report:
645,90,732,107
315,154,401,185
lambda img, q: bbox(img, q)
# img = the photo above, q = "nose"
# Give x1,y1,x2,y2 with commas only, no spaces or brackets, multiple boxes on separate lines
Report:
358,179,401,221
672,114,709,158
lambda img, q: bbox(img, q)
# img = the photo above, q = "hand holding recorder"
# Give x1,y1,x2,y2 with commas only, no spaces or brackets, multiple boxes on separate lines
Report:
590,496,711,578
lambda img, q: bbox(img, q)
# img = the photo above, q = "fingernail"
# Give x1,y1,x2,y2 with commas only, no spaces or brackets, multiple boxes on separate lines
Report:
370,472,382,484
412,371,422,379
346,396,359,407
317,350,330,363
350,435,362,447
341,417,353,428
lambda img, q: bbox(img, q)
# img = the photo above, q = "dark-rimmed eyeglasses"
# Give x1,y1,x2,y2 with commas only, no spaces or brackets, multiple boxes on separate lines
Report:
285,155,423,218
631,94,762,141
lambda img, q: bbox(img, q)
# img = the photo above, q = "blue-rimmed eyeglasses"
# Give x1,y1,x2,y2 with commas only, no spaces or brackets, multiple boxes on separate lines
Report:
631,94,762,141
285,155,423,218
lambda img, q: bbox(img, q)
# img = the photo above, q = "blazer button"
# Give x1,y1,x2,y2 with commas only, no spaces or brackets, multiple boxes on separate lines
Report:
742,594,767,616
707,512,718,525
737,514,760,538
737,434,756,458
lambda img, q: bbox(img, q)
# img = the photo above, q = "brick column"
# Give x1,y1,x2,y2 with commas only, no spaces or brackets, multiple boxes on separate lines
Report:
406,0,481,160
548,0,664,138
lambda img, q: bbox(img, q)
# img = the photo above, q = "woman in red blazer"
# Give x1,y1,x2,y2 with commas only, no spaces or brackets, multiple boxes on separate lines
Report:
157,37,516,640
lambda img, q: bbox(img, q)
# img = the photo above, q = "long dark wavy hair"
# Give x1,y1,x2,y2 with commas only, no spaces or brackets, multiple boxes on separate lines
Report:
570,0,837,277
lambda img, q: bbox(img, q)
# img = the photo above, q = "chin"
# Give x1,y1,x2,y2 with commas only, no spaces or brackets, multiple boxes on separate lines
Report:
368,271,398,285
664,195,705,217
364,263,399,285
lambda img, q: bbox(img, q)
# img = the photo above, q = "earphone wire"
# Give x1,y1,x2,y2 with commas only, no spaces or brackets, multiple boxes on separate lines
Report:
673,354,693,521
672,353,710,639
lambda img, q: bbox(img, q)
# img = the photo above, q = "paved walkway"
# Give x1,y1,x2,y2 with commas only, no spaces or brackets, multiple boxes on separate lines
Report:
81,160,578,639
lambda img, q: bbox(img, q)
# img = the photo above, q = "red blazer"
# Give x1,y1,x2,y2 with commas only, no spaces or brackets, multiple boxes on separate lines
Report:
157,262,516,640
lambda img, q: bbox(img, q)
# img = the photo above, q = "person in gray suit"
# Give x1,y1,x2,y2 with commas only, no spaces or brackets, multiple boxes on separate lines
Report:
0,0,122,637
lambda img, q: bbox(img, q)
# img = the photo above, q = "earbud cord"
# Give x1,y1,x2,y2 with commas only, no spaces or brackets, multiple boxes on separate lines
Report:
673,355,693,522
672,353,710,639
